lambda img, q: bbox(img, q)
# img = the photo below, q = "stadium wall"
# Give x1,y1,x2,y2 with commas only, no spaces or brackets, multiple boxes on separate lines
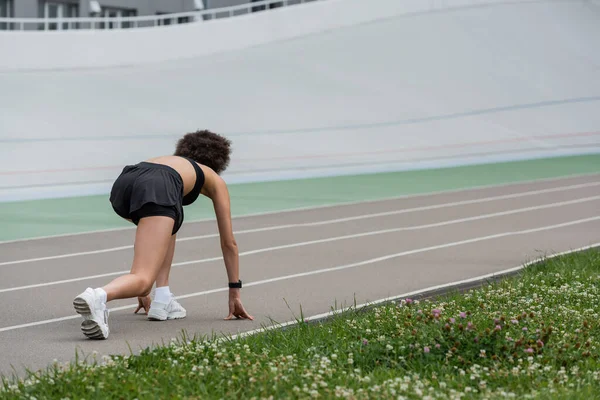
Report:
0,0,599,201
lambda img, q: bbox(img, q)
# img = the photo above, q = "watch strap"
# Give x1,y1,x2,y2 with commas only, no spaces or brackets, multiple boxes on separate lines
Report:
228,280,242,289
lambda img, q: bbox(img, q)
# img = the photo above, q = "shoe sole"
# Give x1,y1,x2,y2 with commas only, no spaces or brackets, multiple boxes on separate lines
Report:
148,310,187,321
73,295,109,339
81,319,108,340
73,296,92,318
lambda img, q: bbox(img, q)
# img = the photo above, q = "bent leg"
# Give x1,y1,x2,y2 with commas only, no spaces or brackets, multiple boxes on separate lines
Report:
102,216,174,302
147,234,188,320
156,234,176,288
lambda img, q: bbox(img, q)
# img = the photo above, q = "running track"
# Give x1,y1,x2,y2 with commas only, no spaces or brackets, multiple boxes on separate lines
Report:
1,174,599,376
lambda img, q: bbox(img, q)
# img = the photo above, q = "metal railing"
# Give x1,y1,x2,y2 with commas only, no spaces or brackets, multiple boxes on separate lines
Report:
0,0,320,31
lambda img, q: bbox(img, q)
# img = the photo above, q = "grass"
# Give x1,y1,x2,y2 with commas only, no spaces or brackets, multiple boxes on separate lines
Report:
2,249,599,399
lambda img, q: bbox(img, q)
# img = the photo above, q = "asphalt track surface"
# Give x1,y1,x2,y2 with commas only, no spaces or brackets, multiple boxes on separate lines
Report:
1,174,599,376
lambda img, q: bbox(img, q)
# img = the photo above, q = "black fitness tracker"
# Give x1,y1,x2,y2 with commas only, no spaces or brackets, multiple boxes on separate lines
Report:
228,280,242,289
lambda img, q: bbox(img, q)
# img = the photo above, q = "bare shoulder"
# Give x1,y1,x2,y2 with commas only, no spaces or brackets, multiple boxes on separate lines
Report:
199,164,227,199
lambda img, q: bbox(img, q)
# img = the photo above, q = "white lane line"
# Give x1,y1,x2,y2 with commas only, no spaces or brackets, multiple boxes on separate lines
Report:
1,195,598,294
0,172,598,246
0,216,598,334
228,243,600,341
2,180,599,267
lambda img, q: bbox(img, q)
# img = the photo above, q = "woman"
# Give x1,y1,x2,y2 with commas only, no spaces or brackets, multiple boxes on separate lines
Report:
73,130,253,340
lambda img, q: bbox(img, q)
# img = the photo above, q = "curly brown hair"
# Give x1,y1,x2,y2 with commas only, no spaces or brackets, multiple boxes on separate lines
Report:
174,130,232,174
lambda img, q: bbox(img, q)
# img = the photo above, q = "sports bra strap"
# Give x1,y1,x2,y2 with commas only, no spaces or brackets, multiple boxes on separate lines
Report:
181,157,205,206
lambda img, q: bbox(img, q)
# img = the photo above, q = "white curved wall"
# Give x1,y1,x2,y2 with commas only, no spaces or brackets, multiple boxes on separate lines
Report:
0,0,514,71
1,0,599,201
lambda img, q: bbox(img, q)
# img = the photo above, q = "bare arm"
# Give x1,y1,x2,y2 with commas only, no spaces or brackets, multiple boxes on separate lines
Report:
207,174,239,283
201,166,253,320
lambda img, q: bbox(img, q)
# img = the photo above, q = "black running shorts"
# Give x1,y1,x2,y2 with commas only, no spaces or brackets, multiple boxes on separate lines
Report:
109,162,184,235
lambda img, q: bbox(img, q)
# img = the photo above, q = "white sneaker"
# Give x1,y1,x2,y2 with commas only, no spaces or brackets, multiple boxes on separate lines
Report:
73,288,110,339
147,295,186,321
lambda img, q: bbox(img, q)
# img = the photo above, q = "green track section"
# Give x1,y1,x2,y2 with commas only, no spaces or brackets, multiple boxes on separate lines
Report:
1,155,599,242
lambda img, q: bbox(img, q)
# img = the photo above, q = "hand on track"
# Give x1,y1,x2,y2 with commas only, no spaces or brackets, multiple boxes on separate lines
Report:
134,295,152,315
225,290,254,321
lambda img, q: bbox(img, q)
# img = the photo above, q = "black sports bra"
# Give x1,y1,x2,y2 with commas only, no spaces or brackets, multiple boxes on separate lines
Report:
181,157,205,206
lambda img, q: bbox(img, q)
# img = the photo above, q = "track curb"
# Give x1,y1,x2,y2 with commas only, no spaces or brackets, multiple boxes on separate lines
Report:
229,243,600,340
